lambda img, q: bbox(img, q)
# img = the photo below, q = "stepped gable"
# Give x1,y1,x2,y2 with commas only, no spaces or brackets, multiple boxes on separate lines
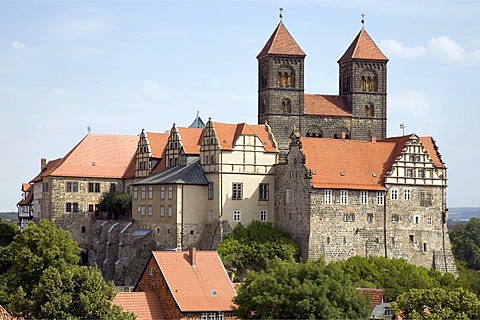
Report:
213,122,277,152
147,250,236,312
50,134,138,179
257,21,306,58
113,291,165,320
300,137,397,190
338,28,388,62
304,94,351,117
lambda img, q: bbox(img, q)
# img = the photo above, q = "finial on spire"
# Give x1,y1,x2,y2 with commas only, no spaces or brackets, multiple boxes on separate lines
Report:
279,8,283,21
361,13,365,28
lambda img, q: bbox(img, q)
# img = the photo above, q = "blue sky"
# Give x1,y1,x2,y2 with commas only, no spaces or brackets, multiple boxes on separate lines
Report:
1,0,479,211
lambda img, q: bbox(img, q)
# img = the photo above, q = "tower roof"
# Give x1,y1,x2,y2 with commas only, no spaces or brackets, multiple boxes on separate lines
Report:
338,28,388,63
257,21,306,58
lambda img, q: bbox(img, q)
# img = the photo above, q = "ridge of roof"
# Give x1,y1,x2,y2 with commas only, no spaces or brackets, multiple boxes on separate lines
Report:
338,28,388,63
133,159,208,186
257,21,306,58
304,94,351,117
30,157,64,183
113,291,165,320
212,121,277,153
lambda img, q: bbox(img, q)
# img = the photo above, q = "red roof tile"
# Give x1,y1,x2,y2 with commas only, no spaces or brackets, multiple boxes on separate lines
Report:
257,21,306,58
420,137,445,168
30,158,63,183
17,190,33,206
338,28,388,62
304,94,351,117
177,127,203,154
301,138,397,190
213,122,277,153
113,292,165,320
50,134,139,179
21,183,31,192
152,251,236,312
146,132,169,158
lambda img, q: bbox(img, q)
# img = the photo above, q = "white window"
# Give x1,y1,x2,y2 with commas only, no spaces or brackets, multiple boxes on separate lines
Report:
427,216,433,225
148,205,152,216
324,189,332,204
148,186,153,199
208,313,216,320
260,210,267,222
160,186,165,199
168,205,173,217
360,191,368,205
141,186,146,199
417,169,425,178
160,206,165,217
406,168,413,178
391,189,398,200
233,210,241,222
340,190,348,205
377,191,384,205
208,210,213,222
232,183,243,200
148,267,154,276
201,313,208,320
286,189,292,204
404,189,411,200
259,183,269,201
168,186,173,200
217,312,224,320
133,186,138,200
414,215,420,224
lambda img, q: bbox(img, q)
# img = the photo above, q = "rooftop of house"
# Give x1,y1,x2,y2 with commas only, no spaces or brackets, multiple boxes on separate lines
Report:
212,121,277,153
133,158,208,186
304,94,351,117
338,27,389,62
257,21,306,58
113,291,165,320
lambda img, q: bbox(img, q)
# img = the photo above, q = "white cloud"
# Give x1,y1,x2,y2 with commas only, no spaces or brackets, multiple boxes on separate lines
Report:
427,36,464,62
11,40,26,50
380,40,425,58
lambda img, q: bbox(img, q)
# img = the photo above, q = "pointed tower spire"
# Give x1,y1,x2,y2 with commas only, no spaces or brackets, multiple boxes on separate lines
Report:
338,28,388,62
257,21,306,58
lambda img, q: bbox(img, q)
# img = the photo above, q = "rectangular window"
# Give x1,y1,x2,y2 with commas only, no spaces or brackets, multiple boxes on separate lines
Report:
208,313,216,320
232,183,243,200
208,210,213,222
340,190,348,205
392,214,399,223
417,169,425,178
360,191,368,205
324,189,332,204
367,213,373,223
286,189,291,204
233,210,241,222
66,182,72,192
148,205,153,216
208,182,214,200
217,312,224,320
110,183,116,192
95,183,100,193
141,186,146,199
200,314,208,320
148,186,153,199
260,210,267,222
168,205,173,217
66,202,78,213
133,186,138,199
427,216,433,225
377,191,384,205
419,190,432,207
88,182,94,192
168,186,173,200
141,206,145,216
160,186,165,200
391,189,398,200
72,203,78,212
406,168,413,178
259,183,269,201
160,206,165,217
404,189,411,200
66,202,72,212
43,182,49,192
88,204,94,212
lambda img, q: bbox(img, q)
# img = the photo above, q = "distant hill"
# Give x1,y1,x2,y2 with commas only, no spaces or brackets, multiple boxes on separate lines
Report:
0,212,17,222
448,207,480,223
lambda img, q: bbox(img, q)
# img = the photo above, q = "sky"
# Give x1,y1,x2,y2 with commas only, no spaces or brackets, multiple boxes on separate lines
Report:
1,0,479,211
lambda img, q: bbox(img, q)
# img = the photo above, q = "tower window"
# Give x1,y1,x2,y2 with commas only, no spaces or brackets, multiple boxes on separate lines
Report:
281,99,292,113
362,76,378,92
277,72,294,87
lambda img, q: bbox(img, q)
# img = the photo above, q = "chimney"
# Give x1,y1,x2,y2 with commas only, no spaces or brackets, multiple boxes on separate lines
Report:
41,158,47,170
189,247,196,267
371,136,377,143
341,132,346,140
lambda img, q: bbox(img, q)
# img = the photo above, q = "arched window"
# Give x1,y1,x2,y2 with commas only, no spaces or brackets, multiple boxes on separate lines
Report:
281,99,292,113
364,103,375,117
362,73,378,92
277,66,295,88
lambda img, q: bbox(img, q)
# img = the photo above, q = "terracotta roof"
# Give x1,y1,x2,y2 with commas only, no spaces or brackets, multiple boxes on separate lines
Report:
358,288,385,309
338,28,388,62
420,137,445,168
152,250,236,312
0,304,17,320
113,291,165,320
17,189,33,206
301,138,397,190
213,122,277,153
257,21,306,58
30,158,63,183
145,132,169,158
177,127,203,154
50,134,139,179
304,94,351,117
21,183,31,192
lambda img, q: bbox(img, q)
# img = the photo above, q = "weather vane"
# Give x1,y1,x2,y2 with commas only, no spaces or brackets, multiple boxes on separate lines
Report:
361,13,365,28
400,123,406,136
87,125,92,134
279,8,283,21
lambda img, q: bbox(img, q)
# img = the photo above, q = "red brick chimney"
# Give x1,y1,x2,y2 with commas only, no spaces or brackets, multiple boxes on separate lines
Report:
189,247,196,267
41,158,47,170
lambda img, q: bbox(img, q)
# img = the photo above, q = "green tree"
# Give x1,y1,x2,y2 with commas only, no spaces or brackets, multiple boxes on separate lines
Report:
0,220,18,247
392,287,480,319
98,191,132,219
233,258,370,319
217,221,299,279
450,219,480,270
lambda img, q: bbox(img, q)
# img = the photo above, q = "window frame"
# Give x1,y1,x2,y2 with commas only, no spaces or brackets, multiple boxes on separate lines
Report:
208,182,214,200
340,190,348,205
233,210,241,222
260,210,267,222
324,189,332,204
232,183,243,200
360,190,368,205
259,183,269,201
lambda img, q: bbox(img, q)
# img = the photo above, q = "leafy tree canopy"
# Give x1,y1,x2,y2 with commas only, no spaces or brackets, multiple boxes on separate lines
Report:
450,219,480,270
392,287,480,320
98,191,132,219
233,258,370,319
0,220,18,247
217,221,299,278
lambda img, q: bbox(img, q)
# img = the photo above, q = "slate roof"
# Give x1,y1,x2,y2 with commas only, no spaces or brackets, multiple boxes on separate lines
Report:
150,250,236,312
213,122,277,153
189,111,206,128
133,159,208,186
304,94,351,117
338,28,388,62
113,291,165,320
257,21,306,58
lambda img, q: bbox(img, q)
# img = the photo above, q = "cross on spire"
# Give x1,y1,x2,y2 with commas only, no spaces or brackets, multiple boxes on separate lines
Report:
361,13,365,28
279,8,283,21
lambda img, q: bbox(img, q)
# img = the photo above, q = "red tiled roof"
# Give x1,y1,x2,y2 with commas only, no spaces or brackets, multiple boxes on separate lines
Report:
152,251,236,312
30,158,63,183
21,183,31,192
213,122,277,153
257,21,306,58
358,288,385,309
420,137,445,168
146,132,169,158
17,189,33,206
304,94,351,117
177,127,203,154
338,28,388,62
50,134,139,179
0,304,16,320
301,138,397,190
113,292,165,320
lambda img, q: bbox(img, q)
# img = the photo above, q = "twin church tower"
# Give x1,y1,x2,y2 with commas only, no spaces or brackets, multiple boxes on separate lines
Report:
257,21,389,152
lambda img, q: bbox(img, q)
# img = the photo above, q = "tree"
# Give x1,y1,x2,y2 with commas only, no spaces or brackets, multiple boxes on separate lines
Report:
217,221,299,279
450,219,480,270
392,287,480,319
0,220,18,247
98,191,132,219
0,220,133,319
233,258,370,319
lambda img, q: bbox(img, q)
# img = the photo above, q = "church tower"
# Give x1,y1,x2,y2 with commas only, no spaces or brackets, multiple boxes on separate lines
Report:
257,21,306,153
338,27,389,140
